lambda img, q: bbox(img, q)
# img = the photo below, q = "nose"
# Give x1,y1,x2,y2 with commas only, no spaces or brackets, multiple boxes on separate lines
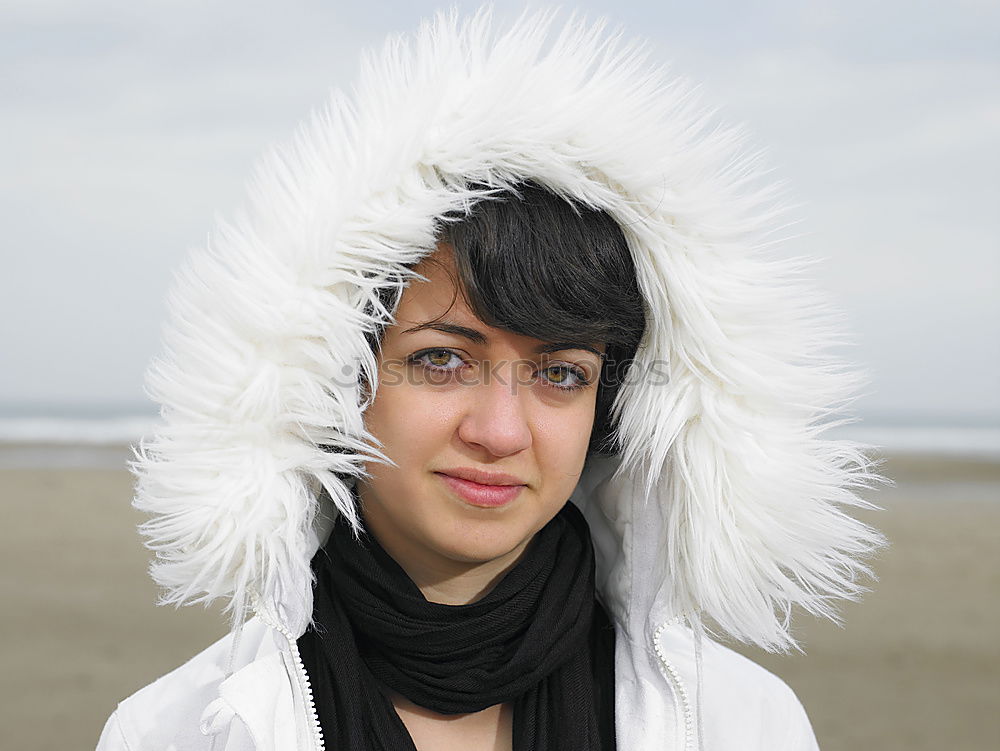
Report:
456,360,533,458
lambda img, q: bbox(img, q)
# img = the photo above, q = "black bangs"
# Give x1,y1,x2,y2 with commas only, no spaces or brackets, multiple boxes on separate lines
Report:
438,182,647,456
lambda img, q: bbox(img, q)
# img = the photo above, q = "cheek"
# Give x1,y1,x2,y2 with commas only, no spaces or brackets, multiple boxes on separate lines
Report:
363,381,456,464
532,399,597,494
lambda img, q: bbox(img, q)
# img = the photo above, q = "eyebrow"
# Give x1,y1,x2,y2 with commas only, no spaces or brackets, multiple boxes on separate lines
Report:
401,321,605,359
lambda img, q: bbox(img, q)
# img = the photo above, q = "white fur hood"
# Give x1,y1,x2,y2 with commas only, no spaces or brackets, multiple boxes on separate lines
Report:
132,7,884,653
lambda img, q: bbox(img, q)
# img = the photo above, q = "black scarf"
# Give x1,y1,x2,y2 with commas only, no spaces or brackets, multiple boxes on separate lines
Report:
297,497,616,750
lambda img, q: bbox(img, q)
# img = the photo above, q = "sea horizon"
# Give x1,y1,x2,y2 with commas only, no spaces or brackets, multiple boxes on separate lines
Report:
1,412,999,470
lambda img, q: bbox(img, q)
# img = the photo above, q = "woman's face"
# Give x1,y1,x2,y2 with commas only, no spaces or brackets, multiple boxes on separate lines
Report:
356,243,604,597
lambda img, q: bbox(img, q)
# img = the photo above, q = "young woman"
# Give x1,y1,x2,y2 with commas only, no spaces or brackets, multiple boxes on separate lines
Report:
97,9,884,751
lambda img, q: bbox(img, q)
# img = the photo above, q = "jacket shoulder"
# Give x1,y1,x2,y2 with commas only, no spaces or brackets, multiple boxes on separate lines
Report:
96,618,275,750
697,637,820,751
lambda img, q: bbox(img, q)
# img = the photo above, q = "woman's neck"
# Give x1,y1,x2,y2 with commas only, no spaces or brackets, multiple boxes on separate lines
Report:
404,547,530,606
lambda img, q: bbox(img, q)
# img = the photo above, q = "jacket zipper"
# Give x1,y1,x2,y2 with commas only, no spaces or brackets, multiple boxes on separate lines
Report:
276,616,691,751
652,618,695,751
253,597,689,751
250,596,325,751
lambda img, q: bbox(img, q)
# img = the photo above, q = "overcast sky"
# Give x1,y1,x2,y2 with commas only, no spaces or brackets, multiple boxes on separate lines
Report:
2,0,997,425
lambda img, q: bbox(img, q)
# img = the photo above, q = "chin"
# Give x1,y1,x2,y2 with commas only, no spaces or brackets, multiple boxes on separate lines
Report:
434,517,531,564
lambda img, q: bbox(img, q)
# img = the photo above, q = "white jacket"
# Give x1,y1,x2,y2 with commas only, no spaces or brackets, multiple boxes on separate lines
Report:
98,8,882,750
95,609,818,751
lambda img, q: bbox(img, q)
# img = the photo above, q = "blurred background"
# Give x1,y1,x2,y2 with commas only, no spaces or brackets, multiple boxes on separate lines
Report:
1,1,997,749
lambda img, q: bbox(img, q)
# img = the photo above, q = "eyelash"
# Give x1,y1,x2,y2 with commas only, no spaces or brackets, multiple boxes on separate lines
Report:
406,348,592,392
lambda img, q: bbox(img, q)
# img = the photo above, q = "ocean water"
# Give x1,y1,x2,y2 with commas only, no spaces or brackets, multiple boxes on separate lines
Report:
836,424,1000,458
0,416,150,469
0,443,136,470
1,416,999,470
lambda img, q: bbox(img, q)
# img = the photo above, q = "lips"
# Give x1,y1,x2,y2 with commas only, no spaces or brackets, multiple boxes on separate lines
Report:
435,470,526,508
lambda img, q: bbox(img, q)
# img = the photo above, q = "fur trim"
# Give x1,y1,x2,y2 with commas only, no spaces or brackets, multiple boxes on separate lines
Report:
132,6,885,650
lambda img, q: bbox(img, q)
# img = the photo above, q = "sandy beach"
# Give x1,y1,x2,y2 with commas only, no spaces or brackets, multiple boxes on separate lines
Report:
1,451,997,750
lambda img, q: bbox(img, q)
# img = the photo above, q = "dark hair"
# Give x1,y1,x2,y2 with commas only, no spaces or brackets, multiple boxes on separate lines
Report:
369,182,646,456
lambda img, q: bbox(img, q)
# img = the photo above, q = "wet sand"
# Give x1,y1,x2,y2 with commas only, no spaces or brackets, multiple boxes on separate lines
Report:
1,453,997,750
733,454,1000,751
